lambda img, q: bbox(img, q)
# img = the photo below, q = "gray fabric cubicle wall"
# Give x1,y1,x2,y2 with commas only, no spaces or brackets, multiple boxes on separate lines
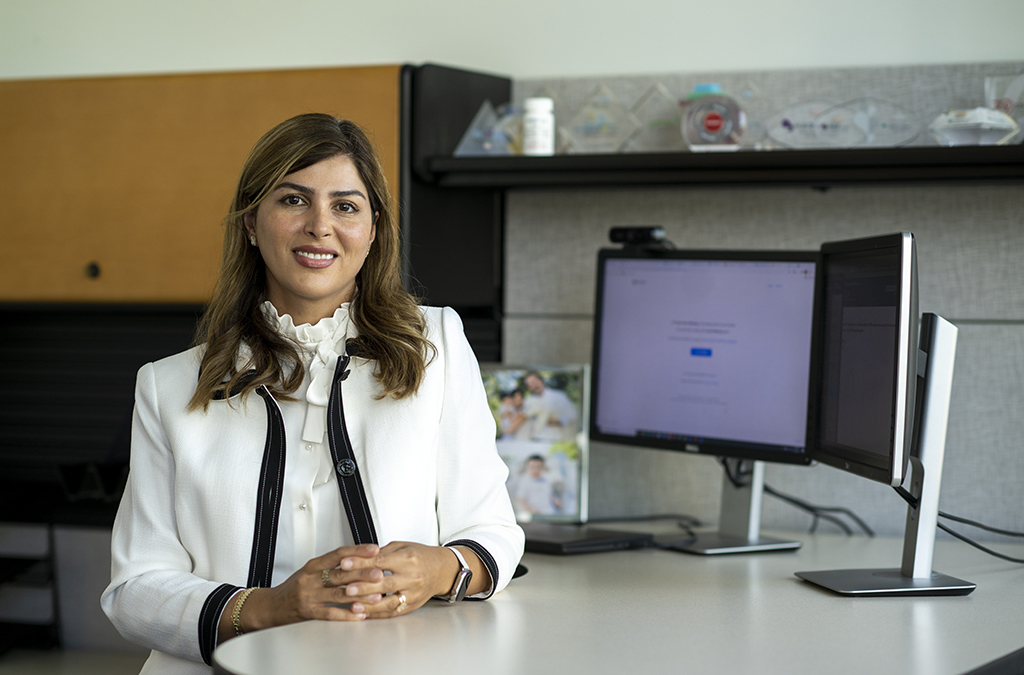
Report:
503,61,1024,542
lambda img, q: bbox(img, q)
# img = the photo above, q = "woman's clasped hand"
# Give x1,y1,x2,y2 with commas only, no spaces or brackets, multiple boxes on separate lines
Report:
234,542,471,630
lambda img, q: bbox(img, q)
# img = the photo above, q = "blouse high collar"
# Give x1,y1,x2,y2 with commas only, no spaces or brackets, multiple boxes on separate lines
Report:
263,301,355,444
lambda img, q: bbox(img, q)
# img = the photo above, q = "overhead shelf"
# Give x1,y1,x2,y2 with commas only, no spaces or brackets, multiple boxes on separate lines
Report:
426,145,1024,189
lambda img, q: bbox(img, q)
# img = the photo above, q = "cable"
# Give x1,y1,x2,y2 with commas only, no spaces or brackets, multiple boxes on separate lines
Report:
938,511,1024,539
762,484,867,536
718,457,746,488
894,488,1024,563
937,522,1024,564
716,458,874,536
723,460,1023,562
893,486,918,509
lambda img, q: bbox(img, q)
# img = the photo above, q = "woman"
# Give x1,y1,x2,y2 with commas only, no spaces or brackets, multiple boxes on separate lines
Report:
102,113,525,674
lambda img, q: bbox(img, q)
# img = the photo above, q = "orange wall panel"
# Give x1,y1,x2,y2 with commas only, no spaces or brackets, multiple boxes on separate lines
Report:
0,65,402,302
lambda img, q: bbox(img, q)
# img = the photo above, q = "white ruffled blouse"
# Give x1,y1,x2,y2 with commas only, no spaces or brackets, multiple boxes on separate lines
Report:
263,301,353,446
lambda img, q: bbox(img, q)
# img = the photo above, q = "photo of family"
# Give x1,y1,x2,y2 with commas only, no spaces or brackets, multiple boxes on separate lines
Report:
479,365,589,523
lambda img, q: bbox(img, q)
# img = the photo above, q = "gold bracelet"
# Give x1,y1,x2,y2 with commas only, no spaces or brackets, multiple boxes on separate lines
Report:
232,587,256,636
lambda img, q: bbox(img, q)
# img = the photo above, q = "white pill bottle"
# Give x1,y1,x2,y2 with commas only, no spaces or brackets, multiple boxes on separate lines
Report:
522,97,555,156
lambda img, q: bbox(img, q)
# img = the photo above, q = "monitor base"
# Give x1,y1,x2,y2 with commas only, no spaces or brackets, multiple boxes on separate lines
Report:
670,532,801,556
795,568,976,596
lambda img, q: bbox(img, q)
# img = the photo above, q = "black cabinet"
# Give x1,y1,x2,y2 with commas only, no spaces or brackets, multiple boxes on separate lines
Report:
399,64,512,363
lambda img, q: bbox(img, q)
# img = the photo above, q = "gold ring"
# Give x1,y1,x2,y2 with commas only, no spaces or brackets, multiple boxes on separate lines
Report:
322,568,334,588
395,593,407,613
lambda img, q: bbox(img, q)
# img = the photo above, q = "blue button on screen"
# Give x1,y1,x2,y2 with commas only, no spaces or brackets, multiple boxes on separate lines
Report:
691,348,713,357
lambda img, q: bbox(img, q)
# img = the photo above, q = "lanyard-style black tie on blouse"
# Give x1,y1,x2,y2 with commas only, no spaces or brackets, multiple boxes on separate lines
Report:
327,347,379,545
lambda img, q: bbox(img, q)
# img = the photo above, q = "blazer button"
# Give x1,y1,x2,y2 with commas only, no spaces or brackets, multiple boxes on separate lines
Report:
336,459,357,477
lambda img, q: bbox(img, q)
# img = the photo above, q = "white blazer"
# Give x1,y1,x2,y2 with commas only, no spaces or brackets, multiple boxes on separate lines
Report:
101,307,524,675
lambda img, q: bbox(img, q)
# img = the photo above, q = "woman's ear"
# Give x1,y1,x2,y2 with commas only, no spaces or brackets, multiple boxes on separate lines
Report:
243,210,256,238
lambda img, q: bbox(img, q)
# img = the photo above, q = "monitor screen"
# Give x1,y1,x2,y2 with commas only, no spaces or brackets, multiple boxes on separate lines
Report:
590,248,819,465
812,232,918,486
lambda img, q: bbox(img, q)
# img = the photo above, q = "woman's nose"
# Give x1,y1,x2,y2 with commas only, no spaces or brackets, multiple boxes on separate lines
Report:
305,203,332,237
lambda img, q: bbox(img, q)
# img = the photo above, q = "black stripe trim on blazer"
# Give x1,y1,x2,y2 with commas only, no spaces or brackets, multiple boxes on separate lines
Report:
247,386,287,588
447,539,499,600
198,583,240,666
328,349,378,545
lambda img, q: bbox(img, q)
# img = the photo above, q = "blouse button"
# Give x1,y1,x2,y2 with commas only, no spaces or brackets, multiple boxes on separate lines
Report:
305,444,313,451
299,502,308,511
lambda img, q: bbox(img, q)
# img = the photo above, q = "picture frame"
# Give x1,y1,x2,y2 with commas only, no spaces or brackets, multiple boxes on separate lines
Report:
479,363,590,524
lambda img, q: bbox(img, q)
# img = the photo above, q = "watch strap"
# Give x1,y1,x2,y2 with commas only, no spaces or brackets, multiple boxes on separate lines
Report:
441,545,472,603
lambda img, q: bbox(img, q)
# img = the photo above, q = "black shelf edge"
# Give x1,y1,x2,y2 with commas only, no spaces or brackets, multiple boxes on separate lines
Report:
427,145,1024,188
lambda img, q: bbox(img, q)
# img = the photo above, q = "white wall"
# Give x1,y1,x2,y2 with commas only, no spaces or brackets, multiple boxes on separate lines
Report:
2,0,1022,81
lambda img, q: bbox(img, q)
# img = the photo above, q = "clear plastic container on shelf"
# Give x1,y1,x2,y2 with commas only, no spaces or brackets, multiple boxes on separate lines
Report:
681,84,746,152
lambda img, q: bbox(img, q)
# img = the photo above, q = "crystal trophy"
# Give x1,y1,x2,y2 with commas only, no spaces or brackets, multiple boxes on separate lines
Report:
493,104,524,155
814,97,921,148
765,100,836,149
984,74,1024,144
623,84,686,153
454,100,513,157
929,108,1020,146
565,84,641,154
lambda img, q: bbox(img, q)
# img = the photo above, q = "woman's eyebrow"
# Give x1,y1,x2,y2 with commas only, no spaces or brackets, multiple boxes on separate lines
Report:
274,181,366,200
274,181,313,194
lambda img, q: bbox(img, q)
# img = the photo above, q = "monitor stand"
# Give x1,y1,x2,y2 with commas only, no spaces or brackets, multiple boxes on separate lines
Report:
671,459,801,555
796,314,976,596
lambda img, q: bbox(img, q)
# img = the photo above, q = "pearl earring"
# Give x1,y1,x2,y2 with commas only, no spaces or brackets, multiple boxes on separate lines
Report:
250,235,257,246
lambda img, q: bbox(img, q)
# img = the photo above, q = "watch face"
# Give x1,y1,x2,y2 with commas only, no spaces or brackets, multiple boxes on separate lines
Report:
453,568,472,602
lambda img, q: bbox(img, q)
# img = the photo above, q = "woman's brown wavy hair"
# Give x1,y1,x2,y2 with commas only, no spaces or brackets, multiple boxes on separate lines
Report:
188,113,433,411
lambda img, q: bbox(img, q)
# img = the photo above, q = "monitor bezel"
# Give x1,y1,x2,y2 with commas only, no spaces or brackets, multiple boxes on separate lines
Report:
809,232,918,487
588,247,821,467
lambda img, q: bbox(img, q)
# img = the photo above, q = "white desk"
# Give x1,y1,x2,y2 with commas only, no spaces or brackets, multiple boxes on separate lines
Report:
214,531,1024,675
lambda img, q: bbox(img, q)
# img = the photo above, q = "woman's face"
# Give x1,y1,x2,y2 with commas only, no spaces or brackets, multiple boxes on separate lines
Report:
245,154,377,325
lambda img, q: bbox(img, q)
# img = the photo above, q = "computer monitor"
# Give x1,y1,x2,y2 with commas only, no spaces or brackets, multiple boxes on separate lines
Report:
796,232,975,595
589,247,820,553
812,232,918,487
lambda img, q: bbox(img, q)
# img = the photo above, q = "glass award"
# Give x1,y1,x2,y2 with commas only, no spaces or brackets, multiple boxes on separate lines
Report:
984,74,1024,144
814,97,921,148
493,103,524,155
565,84,641,154
454,100,513,157
929,108,1020,146
623,83,686,153
765,100,836,149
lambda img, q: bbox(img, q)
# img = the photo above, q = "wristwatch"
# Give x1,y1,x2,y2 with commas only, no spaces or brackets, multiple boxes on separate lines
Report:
439,546,473,603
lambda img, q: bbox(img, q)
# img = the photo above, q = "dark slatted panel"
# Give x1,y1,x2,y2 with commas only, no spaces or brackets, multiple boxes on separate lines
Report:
458,314,502,364
0,304,203,486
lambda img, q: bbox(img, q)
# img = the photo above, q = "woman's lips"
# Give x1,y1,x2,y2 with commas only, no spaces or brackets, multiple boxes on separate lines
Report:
294,249,337,269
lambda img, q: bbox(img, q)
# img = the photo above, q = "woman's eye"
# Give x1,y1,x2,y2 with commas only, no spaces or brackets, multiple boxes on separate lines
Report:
282,195,305,206
336,202,357,213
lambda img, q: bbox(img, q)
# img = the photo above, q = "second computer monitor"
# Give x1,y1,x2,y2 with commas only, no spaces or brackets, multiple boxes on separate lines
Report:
813,232,919,487
590,248,819,465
